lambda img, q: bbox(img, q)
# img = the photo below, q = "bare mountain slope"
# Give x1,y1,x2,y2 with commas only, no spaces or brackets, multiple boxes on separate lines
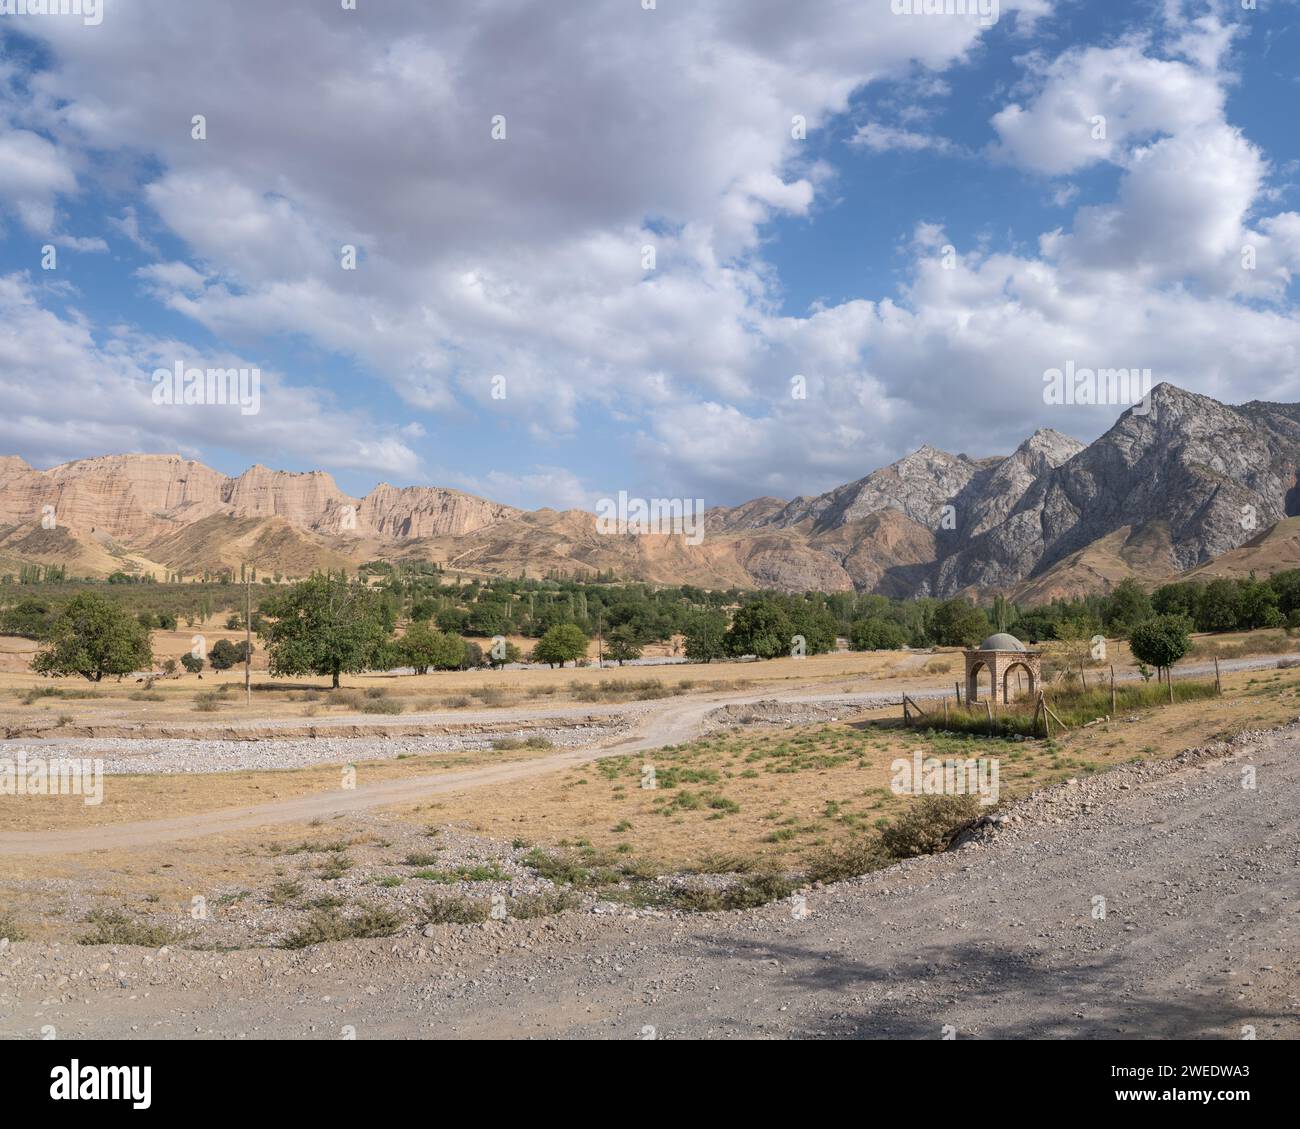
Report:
1,383,1296,594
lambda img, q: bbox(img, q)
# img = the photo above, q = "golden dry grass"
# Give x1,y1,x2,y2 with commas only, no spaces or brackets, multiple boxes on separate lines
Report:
2,664,1297,941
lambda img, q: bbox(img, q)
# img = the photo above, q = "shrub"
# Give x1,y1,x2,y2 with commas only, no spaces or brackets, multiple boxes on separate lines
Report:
281,905,402,949
266,881,303,907
669,873,796,912
77,909,183,948
804,838,891,884
507,890,578,919
423,896,489,925
0,909,27,942
880,796,981,859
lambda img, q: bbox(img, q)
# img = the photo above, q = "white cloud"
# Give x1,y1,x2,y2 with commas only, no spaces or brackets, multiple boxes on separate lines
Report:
850,122,958,154
0,272,421,478
2,0,1299,511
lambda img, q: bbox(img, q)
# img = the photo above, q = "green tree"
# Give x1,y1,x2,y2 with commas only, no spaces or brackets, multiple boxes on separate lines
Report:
532,623,589,668
487,639,523,669
1129,615,1192,686
1101,578,1152,637
467,601,512,637
726,600,794,660
786,604,839,655
180,653,205,675
398,622,466,674
31,593,152,682
1196,579,1240,632
849,617,909,651
1266,569,1300,617
928,599,990,648
605,624,643,665
1151,580,1204,620
683,610,728,663
1235,577,1282,630
436,607,469,634
257,575,391,688
209,638,252,671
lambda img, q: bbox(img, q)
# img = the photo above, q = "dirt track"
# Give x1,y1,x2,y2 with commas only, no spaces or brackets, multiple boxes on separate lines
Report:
0,656,1282,858
2,711,1296,1039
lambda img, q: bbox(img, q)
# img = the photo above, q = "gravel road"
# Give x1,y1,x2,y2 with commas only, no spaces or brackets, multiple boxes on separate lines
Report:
2,714,1296,1039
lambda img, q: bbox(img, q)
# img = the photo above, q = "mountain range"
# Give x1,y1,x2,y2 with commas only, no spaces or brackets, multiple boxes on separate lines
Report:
2,383,1297,600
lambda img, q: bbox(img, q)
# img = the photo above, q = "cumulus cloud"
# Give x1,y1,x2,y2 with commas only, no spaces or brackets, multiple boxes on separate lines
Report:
1,0,1298,510
0,272,420,477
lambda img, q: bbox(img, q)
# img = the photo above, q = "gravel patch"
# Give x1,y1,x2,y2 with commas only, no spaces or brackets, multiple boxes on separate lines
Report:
0,720,624,775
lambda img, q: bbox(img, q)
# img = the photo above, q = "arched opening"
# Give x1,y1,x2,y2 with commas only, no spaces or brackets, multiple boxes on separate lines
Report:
967,659,993,703
1002,661,1036,703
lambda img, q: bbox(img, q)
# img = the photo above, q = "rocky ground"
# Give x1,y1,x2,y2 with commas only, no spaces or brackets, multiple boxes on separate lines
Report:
4,718,624,775
2,710,1296,1039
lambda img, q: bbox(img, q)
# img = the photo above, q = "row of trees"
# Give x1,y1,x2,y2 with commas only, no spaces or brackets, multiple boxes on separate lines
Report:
25,581,604,686
23,568,1299,684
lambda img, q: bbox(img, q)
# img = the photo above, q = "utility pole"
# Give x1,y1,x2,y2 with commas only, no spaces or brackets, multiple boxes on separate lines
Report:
597,610,604,669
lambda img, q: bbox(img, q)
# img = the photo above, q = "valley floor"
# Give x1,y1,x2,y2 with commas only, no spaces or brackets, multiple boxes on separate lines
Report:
1,712,1297,1039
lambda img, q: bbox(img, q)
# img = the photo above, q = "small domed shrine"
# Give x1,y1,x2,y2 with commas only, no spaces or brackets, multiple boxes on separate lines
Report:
963,632,1041,705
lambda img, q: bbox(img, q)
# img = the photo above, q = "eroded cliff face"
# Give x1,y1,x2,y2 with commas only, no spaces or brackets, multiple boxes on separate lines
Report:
2,383,1296,595
357,483,521,540
0,456,519,544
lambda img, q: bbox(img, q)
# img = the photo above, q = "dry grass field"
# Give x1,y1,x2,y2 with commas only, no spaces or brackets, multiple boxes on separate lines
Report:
2,645,1298,946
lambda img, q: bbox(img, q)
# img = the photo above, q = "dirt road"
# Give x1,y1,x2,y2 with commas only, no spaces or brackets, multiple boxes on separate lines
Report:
2,714,1296,1039
0,656,1282,858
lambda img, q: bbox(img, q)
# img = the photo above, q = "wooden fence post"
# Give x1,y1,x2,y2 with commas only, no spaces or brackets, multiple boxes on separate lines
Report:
1110,665,1116,715
1214,656,1221,696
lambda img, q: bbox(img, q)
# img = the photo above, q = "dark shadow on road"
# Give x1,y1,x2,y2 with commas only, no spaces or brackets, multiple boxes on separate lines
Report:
689,934,1286,1040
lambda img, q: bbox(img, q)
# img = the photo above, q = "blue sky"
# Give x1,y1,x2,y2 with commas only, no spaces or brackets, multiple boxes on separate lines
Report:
2,0,1299,509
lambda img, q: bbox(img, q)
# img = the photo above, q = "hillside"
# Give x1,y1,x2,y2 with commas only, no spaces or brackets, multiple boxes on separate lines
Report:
1,382,1297,596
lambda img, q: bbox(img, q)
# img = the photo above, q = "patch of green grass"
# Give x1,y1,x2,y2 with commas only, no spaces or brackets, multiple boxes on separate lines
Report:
914,679,1220,739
